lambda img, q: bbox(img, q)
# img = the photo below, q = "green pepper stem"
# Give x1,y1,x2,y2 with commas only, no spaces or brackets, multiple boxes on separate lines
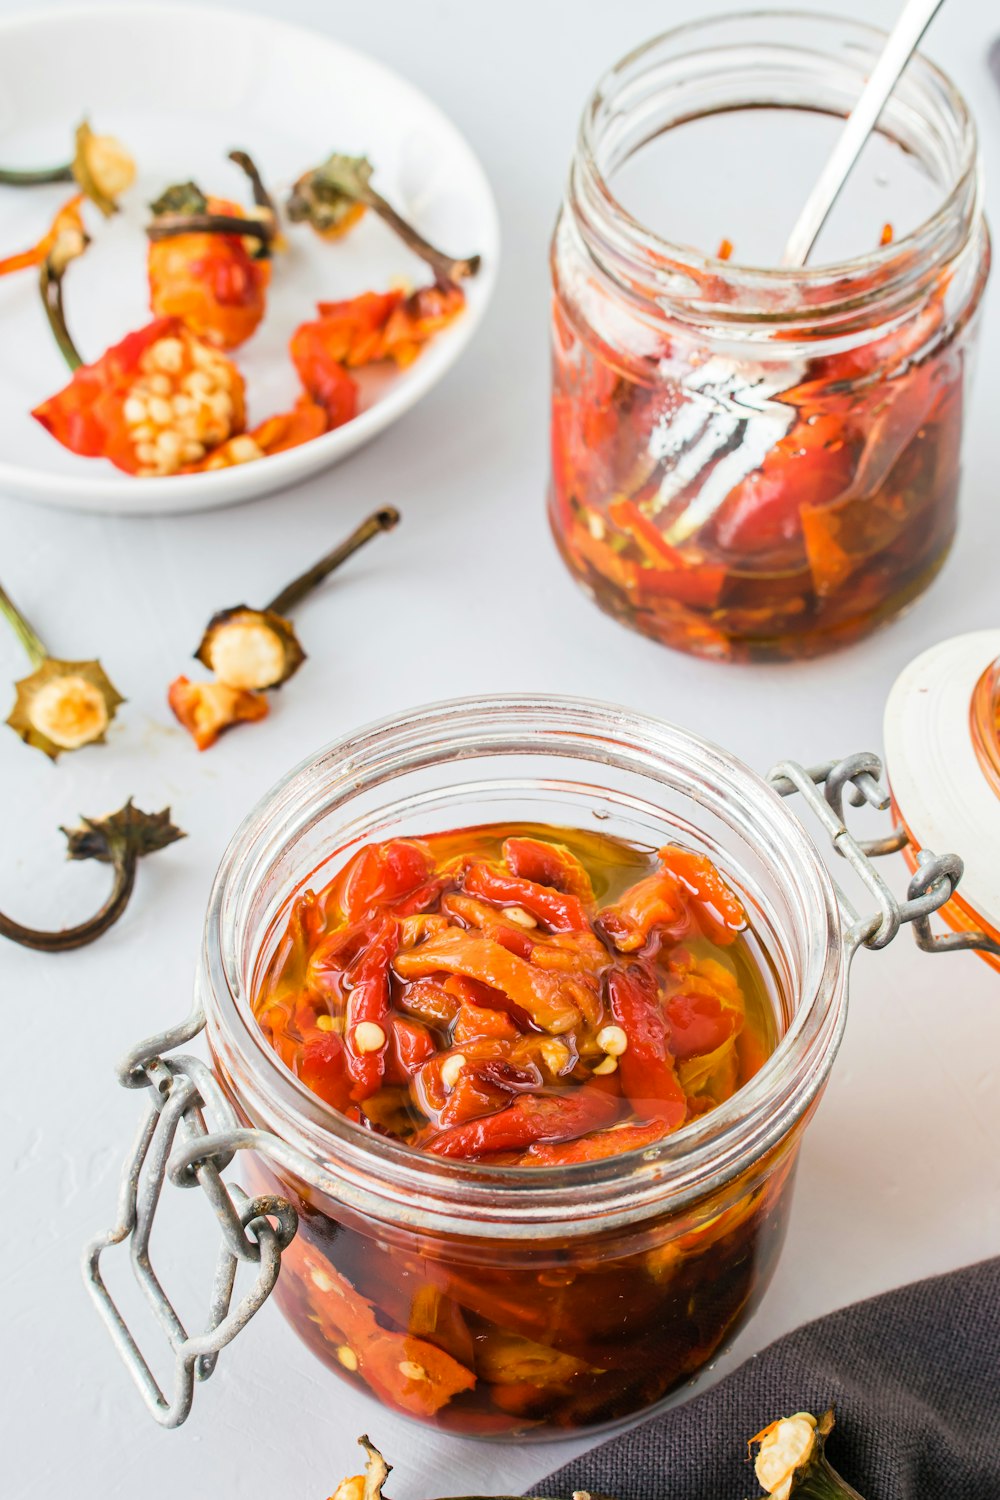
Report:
266,507,400,617
789,1463,867,1500
0,581,48,669
40,256,83,371
0,854,137,952
361,184,480,284
0,162,73,186
147,211,276,246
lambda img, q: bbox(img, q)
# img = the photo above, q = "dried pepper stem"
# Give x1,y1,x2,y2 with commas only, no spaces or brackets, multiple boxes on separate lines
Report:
40,254,83,370
0,802,184,952
0,581,47,670
267,506,400,616
0,162,73,186
361,184,479,283
228,149,277,216
753,1410,867,1499
147,211,276,246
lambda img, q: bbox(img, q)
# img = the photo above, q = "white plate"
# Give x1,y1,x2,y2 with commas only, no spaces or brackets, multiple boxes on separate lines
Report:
0,3,499,515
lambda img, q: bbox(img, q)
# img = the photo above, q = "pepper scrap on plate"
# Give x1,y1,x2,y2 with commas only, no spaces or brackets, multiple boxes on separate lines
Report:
169,508,399,748
146,152,278,350
0,577,124,759
0,118,135,215
287,151,481,285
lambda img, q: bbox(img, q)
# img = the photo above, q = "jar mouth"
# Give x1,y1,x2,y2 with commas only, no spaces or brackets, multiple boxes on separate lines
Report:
572,10,981,326
202,695,847,1237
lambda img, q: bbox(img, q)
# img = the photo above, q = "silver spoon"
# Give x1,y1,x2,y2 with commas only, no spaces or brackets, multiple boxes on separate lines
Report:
655,0,948,545
782,0,948,266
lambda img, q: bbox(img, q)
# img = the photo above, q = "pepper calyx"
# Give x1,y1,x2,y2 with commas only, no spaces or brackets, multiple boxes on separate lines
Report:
287,153,374,233
62,801,185,864
753,1409,866,1500
194,605,305,691
150,180,209,217
6,657,125,759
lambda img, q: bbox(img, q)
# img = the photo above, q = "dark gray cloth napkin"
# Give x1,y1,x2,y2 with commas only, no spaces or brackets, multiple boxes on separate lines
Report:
539,1257,1000,1500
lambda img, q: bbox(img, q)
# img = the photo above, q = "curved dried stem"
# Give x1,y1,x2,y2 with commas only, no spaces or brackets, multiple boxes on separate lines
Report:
267,507,400,617
147,211,276,246
0,581,48,669
0,162,73,186
40,255,83,370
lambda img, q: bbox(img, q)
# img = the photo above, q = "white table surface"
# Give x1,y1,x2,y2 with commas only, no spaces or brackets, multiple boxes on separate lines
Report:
1,0,998,1495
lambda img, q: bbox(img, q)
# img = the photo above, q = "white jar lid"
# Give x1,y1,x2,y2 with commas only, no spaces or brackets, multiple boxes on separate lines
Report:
883,630,1000,935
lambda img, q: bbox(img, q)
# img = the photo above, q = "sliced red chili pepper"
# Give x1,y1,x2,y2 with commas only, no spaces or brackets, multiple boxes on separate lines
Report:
606,965,687,1128
394,929,581,1034
597,867,687,953
440,893,535,959
519,1118,669,1165
344,915,399,1101
464,862,589,932
167,674,268,750
328,839,436,923
427,1086,620,1159
453,1002,520,1047
148,195,271,350
658,846,745,946
501,837,595,902
299,1029,353,1111
665,991,739,1061
396,976,460,1027
288,320,359,428
384,1016,436,1084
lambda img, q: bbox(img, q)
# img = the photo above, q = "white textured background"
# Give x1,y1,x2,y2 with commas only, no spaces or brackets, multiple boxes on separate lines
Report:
1,1,998,1496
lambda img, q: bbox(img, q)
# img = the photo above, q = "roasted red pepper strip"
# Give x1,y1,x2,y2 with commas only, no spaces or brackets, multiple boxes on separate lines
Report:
501,837,595,902
710,414,856,556
299,1029,353,1111
666,991,739,1061
385,1016,436,1084
0,193,86,278
519,1118,668,1165
345,915,399,1100
329,839,436,923
288,320,360,428
393,929,581,1035
658,846,745,945
464,862,589,932
427,1086,619,1159
148,196,271,350
606,966,687,1128
598,866,686,953
167,674,268,750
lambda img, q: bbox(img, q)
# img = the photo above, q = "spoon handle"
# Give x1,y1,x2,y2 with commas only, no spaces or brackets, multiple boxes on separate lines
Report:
781,0,947,267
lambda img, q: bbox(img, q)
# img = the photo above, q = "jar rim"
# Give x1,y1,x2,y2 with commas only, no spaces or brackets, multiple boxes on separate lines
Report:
570,9,982,325
202,694,848,1238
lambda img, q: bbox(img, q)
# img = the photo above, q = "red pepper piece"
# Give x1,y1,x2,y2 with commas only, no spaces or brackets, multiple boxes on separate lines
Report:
394,929,581,1034
427,1086,620,1159
443,974,534,1032
519,1118,669,1165
167,674,268,750
464,863,589,932
359,1332,476,1418
606,966,687,1128
710,414,856,556
0,193,86,278
665,991,739,1061
328,839,436,922
148,195,271,350
397,977,460,1026
299,1029,353,1111
288,319,360,428
658,845,745,945
385,1016,436,1084
440,893,535,959
609,497,727,608
438,1067,513,1128
597,867,687,953
501,837,595,902
453,1002,520,1047
344,915,399,1101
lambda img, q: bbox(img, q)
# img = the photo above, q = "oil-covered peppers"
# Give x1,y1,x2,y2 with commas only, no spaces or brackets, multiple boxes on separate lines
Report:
252,822,789,1434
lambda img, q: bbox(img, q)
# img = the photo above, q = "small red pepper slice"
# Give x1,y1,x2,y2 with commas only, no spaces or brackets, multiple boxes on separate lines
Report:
464,862,590,932
0,193,86,278
299,1029,353,1111
519,1118,669,1165
288,319,360,428
658,846,745,946
344,915,399,1100
597,868,686,953
384,1016,436,1084
167,674,268,750
501,837,595,902
665,991,739,1061
710,414,856,556
394,929,581,1035
427,1086,619,1159
606,965,687,1129
329,839,436,923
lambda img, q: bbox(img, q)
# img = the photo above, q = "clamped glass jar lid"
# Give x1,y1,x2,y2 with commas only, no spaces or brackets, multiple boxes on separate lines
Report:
884,629,1000,972
83,694,999,1435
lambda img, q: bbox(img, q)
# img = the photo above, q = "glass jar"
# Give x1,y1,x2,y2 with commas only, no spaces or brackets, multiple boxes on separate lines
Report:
884,632,1000,974
549,13,990,662
88,695,993,1435
200,698,845,1437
